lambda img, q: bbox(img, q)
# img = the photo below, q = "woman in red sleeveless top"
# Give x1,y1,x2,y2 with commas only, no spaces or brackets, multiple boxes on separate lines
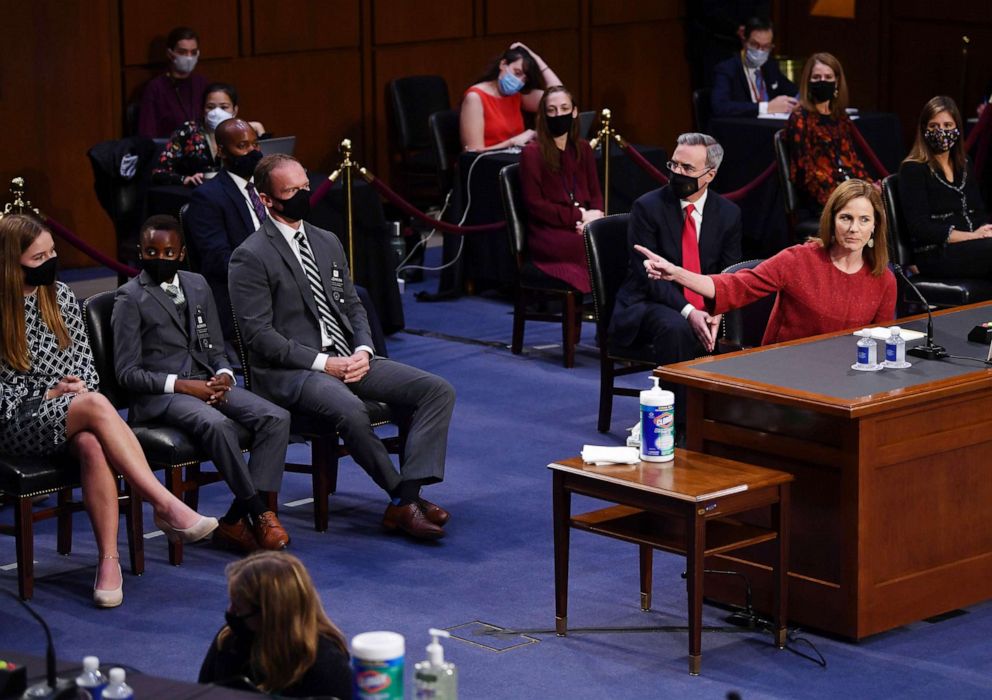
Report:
460,42,562,152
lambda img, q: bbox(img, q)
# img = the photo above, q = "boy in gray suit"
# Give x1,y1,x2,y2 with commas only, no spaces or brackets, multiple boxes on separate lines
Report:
112,215,292,553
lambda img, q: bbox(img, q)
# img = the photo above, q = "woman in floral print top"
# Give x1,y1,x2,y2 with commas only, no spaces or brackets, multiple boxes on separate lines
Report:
784,52,871,209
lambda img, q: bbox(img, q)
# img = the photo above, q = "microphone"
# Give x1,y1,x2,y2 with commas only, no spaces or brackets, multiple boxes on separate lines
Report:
3,591,76,699
890,263,948,360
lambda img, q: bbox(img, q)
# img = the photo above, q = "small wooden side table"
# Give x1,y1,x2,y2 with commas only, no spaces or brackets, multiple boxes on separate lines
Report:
550,449,793,675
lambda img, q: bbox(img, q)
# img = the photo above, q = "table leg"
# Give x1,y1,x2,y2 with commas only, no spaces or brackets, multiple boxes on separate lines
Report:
686,507,705,675
639,545,653,611
553,471,570,636
773,483,791,648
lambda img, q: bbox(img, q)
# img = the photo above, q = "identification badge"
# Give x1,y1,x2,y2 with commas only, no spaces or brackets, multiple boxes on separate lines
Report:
194,305,213,351
17,386,45,422
329,263,345,301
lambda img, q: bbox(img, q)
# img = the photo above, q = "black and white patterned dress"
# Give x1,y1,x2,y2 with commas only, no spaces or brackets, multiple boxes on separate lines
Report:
0,282,100,456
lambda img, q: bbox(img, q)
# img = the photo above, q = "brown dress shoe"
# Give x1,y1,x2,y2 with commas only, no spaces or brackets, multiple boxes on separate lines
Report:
213,518,259,553
253,511,290,550
383,502,445,540
417,497,450,526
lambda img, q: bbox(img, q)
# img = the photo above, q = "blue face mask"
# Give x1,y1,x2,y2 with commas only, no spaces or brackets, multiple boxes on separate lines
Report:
498,71,524,96
745,47,769,68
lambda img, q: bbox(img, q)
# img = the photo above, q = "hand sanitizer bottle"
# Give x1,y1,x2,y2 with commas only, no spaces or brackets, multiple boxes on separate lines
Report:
414,628,457,699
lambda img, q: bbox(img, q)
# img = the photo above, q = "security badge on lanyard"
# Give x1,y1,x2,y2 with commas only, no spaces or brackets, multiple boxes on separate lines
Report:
194,305,213,351
329,262,345,303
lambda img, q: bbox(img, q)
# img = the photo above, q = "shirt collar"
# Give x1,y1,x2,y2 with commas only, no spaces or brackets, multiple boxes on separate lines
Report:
681,188,708,214
271,214,304,246
158,273,180,289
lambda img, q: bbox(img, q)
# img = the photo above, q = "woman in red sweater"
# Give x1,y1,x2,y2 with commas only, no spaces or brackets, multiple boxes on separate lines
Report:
519,86,604,292
637,179,896,345
460,42,561,152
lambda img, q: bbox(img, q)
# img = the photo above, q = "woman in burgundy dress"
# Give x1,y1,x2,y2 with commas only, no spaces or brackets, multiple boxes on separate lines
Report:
637,179,895,345
519,86,604,293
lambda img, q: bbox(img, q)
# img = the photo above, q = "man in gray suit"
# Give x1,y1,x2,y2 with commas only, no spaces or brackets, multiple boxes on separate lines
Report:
229,154,455,540
113,215,292,553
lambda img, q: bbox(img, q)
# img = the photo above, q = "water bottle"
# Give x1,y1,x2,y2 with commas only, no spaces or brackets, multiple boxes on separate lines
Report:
856,330,877,368
75,656,106,700
884,326,909,368
101,668,133,699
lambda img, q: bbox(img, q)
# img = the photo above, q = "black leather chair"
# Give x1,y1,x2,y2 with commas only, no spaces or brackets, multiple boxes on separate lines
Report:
882,173,992,313
578,110,596,140
718,259,775,352
428,109,462,198
692,88,712,133
773,129,820,241
0,451,144,600
584,214,658,432
388,76,450,204
499,163,583,368
231,318,405,532
84,290,254,564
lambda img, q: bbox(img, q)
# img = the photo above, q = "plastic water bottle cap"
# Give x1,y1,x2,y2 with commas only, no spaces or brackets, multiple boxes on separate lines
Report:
109,668,125,684
82,656,99,671
888,326,901,334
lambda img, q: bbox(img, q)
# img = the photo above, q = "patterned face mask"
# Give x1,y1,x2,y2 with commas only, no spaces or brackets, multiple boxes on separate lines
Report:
924,126,960,153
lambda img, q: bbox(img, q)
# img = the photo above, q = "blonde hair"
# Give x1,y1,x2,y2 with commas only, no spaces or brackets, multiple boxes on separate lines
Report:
814,179,889,276
0,214,69,370
218,551,347,693
798,52,849,119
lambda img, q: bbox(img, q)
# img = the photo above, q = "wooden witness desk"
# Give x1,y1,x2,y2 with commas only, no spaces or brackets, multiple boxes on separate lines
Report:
658,302,992,639
549,451,792,675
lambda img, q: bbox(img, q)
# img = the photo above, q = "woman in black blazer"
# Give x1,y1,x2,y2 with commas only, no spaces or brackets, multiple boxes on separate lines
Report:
898,95,992,278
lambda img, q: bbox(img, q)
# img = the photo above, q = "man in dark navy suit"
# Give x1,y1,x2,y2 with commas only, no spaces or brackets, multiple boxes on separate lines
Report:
611,133,741,431
184,119,265,337
710,17,797,118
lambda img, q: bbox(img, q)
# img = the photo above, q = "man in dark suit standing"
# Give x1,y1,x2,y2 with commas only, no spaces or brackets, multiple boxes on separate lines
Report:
113,215,292,553
611,133,742,429
710,17,797,118
229,154,456,540
184,119,265,337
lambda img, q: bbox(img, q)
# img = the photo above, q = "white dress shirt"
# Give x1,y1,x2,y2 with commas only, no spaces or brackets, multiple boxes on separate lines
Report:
268,216,374,371
226,170,261,231
741,60,770,115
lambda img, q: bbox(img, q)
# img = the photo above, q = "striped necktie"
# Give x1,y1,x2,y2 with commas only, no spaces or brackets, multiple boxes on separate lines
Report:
294,230,351,357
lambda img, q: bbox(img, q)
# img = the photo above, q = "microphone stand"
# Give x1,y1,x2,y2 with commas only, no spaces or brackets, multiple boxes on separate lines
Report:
891,263,948,360
3,592,76,699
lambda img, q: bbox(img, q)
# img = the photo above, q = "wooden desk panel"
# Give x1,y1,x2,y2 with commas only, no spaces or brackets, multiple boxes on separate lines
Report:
659,303,992,639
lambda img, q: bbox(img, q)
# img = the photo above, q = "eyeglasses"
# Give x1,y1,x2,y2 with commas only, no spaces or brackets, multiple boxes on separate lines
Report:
745,41,775,52
666,160,711,177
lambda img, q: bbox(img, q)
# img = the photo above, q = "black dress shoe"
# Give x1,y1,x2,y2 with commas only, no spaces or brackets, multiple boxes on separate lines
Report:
417,497,450,526
383,503,445,540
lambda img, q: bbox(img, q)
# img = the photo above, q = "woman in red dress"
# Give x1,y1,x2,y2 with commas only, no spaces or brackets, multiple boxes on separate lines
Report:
519,86,604,292
784,52,872,210
637,179,895,345
460,42,561,152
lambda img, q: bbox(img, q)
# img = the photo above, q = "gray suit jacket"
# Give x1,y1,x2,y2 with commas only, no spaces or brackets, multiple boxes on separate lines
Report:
228,218,374,406
112,270,231,423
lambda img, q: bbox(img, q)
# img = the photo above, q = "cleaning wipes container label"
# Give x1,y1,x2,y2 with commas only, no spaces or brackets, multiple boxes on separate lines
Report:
352,631,405,700
640,377,675,463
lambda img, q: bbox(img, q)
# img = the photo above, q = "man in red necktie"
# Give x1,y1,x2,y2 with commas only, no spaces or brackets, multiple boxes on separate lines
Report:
611,133,742,433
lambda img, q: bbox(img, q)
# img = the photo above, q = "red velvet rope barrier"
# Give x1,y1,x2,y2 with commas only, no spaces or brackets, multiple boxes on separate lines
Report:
851,126,890,179
966,106,992,179
718,160,778,202
361,172,505,235
309,176,336,207
45,217,138,277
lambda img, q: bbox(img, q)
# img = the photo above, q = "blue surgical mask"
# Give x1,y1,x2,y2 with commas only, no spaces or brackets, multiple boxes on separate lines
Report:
498,71,524,96
745,48,769,68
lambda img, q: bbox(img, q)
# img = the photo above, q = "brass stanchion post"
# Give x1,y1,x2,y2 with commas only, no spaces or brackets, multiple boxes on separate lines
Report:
600,108,612,215
339,138,355,276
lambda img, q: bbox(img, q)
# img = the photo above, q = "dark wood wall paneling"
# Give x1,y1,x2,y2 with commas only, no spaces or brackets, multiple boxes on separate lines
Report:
9,1,992,269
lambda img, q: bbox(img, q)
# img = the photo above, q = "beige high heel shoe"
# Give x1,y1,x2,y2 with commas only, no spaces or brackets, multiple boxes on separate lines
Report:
154,514,219,543
93,555,123,609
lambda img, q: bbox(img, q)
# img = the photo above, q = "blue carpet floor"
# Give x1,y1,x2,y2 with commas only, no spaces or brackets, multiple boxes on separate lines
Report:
2,257,992,698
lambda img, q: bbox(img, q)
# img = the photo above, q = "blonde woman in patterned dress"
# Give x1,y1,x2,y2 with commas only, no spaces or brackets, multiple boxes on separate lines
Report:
0,214,218,608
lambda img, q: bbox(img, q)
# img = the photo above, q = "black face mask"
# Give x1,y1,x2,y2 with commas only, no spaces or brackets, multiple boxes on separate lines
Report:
669,171,703,199
546,113,574,138
225,610,255,639
22,257,58,287
142,257,182,285
271,189,311,222
808,80,836,104
226,148,263,180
